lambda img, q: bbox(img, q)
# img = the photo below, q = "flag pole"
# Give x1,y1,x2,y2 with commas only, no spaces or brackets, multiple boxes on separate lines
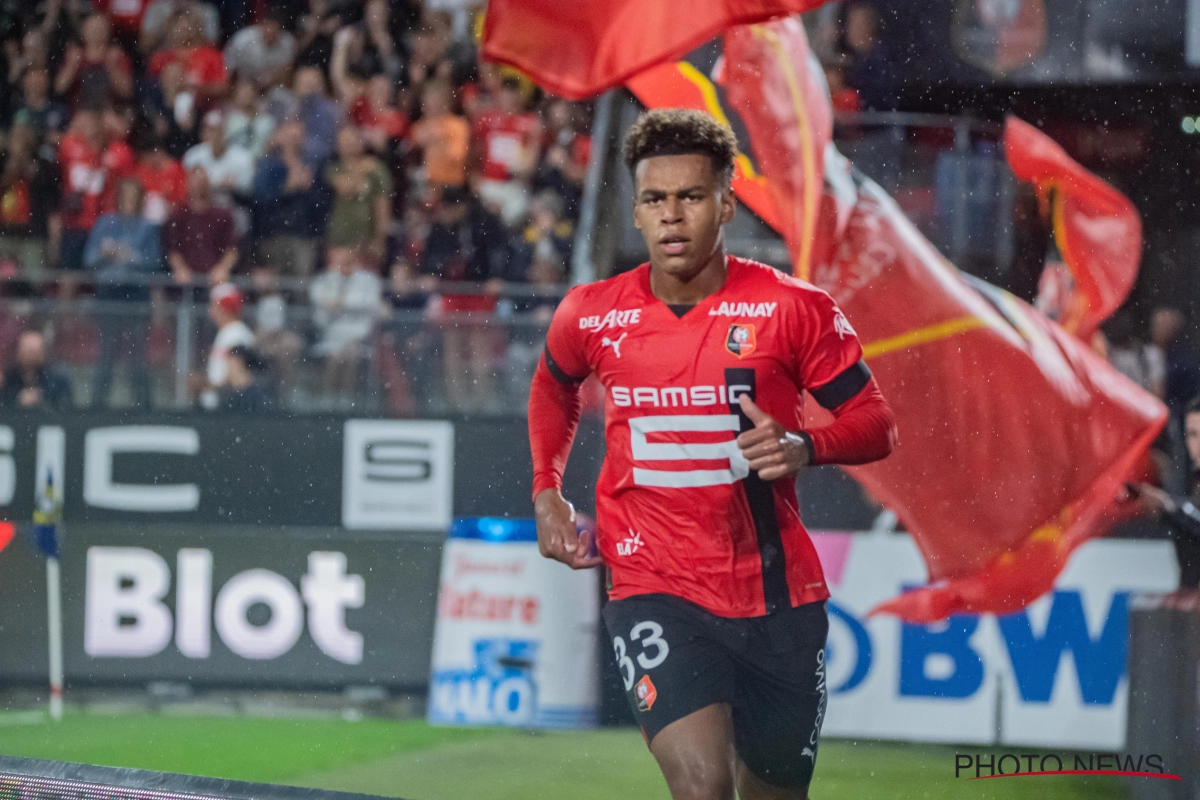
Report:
34,467,63,721
46,553,63,720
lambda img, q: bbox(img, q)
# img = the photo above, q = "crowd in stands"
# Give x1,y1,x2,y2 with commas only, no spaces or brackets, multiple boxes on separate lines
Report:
0,0,590,411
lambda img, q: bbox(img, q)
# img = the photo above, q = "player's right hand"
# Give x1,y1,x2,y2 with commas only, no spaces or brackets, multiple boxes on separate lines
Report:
534,489,603,570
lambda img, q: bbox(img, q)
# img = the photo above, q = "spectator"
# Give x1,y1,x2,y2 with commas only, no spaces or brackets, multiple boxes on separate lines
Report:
94,0,155,55
278,65,339,165
252,118,324,276
6,29,51,96
309,244,382,406
508,189,572,280
141,0,220,53
218,344,273,411
249,265,301,397
183,109,253,232
85,177,161,409
0,330,73,409
472,74,540,227
293,0,345,71
1105,311,1166,399
224,78,275,159
408,79,468,189
1133,393,1200,607
54,13,134,112
534,98,589,218
413,186,509,411
843,2,900,112
222,7,295,91
824,58,861,114
147,11,226,104
349,73,407,154
143,59,200,158
13,68,69,147
1152,307,1200,420
340,0,404,85
58,110,117,271
131,122,186,223
0,120,61,276
325,124,390,262
201,281,254,405
165,166,237,285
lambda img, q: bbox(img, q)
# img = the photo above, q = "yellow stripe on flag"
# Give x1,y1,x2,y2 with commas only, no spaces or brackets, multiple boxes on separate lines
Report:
862,315,988,360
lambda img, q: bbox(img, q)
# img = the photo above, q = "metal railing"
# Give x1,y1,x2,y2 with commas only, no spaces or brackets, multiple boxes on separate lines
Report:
0,279,565,416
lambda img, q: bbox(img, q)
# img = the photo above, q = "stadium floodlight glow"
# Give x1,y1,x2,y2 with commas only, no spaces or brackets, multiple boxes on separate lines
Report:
1183,117,1197,134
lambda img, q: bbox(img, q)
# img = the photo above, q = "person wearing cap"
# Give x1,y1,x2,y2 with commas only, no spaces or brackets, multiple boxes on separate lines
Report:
164,167,238,286
201,282,255,408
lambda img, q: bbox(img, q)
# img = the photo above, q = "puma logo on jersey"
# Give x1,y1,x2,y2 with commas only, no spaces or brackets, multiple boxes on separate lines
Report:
602,332,627,358
580,308,641,330
708,301,777,318
833,309,855,339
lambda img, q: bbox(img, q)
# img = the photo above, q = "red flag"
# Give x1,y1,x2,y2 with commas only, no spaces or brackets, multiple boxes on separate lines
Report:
723,20,832,281
0,521,13,554
481,0,826,100
711,20,1165,620
1005,116,1142,342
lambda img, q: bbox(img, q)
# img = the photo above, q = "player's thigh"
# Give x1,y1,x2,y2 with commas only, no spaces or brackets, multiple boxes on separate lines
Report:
650,703,738,800
731,601,829,794
600,594,737,745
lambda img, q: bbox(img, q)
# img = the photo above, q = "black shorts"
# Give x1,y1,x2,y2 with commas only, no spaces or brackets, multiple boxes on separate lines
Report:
601,594,829,791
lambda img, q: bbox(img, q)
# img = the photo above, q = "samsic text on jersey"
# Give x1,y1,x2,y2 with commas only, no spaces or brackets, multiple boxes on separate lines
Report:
544,257,870,617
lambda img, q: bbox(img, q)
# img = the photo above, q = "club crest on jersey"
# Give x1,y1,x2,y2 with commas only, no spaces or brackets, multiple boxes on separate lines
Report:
726,324,757,358
579,308,641,331
708,301,777,318
635,674,657,712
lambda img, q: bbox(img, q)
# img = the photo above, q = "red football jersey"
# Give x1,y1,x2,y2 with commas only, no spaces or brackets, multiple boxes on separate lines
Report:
544,257,865,617
472,109,539,181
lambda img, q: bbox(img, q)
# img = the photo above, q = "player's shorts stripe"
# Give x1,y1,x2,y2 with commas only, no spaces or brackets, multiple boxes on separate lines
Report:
726,367,791,614
543,345,586,386
809,360,871,410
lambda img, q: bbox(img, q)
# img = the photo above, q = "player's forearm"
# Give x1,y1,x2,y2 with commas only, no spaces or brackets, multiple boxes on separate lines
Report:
529,358,583,499
803,378,896,466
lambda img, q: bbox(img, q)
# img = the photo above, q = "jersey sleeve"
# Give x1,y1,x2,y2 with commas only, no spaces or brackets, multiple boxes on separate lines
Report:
543,285,591,384
794,289,869,410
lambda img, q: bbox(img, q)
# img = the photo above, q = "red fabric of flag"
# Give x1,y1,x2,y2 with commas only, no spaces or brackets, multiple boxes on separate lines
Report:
1005,116,1142,342
717,20,1167,621
481,0,826,100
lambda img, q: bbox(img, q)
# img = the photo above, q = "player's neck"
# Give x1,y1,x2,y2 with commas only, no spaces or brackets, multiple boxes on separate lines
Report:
649,248,727,306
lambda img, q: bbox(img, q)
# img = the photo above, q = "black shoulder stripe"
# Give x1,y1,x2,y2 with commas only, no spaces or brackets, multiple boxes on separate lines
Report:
810,360,872,410
543,345,586,386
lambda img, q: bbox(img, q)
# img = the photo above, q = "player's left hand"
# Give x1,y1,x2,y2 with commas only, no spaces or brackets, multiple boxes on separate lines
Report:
736,394,810,481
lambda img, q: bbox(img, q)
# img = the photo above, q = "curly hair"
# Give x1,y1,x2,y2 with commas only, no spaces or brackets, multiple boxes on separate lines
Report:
623,108,739,186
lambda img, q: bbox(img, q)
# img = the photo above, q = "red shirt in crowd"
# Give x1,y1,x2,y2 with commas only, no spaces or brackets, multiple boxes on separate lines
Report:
59,132,134,230
149,46,226,90
95,0,152,32
472,109,539,181
133,158,188,224
349,97,408,141
531,256,896,617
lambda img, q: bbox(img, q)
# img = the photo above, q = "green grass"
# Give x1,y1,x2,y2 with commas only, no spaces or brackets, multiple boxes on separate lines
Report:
0,712,1130,800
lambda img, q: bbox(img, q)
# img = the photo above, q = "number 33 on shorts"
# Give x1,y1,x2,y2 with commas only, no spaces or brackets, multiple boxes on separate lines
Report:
613,621,669,710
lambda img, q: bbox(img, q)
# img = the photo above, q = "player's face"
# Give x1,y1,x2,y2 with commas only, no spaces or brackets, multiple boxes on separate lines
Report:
633,154,735,281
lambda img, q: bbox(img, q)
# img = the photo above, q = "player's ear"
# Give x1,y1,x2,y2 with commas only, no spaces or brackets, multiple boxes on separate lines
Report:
719,182,736,225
